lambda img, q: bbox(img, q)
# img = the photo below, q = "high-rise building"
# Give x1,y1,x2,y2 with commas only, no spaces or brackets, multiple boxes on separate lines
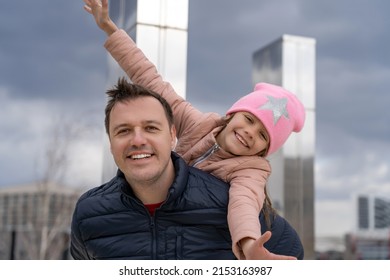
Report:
102,0,189,182
252,35,316,259
344,194,390,259
355,194,390,233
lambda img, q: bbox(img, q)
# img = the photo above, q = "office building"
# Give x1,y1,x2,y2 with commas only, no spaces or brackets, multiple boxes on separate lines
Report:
0,182,80,259
344,194,390,259
252,35,316,259
102,0,189,182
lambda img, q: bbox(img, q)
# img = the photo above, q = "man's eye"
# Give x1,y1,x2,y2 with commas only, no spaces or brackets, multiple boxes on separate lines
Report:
118,129,129,135
146,126,158,132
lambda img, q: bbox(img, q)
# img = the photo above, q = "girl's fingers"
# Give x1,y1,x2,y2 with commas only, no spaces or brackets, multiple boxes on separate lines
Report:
83,5,92,14
93,0,103,7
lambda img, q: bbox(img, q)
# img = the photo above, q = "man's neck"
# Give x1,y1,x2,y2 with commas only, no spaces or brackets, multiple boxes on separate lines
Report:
130,183,169,204
125,162,175,204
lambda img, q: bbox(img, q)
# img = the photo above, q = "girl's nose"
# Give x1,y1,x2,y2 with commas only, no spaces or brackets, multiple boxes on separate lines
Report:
244,127,255,139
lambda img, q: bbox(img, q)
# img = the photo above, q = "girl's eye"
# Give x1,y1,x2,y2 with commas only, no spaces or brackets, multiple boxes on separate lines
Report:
259,131,268,142
245,115,253,123
259,132,265,140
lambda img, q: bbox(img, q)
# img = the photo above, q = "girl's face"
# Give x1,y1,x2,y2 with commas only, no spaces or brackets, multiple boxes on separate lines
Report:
217,112,270,156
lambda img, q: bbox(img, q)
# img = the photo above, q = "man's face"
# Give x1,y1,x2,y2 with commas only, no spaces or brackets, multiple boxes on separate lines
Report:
108,97,176,187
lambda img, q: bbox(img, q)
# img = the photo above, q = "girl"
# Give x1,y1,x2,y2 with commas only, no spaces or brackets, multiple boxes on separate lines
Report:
83,0,305,260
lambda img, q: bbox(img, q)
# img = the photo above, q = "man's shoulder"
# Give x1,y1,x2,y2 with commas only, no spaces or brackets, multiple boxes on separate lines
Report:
187,165,229,189
172,151,229,189
73,176,125,222
173,164,230,212
77,176,122,204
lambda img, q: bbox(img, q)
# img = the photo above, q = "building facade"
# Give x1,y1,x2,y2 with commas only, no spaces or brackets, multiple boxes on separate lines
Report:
0,182,81,259
252,35,316,259
344,194,390,259
102,0,189,182
355,194,390,231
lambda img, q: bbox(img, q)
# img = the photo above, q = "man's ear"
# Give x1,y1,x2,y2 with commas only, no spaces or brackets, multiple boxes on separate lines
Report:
107,134,113,154
170,125,177,150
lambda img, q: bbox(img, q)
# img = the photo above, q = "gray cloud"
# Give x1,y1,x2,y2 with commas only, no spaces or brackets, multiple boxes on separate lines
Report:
0,1,107,101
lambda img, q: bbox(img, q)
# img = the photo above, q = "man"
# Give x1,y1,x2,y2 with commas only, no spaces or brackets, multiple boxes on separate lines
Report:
70,78,304,259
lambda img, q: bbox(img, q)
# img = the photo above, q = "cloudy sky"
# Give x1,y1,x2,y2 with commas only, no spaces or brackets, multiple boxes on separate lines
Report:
1,0,390,245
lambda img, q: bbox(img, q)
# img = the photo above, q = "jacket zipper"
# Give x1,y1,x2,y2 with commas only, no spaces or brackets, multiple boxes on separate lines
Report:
127,193,159,259
150,215,157,259
191,143,220,167
150,196,169,259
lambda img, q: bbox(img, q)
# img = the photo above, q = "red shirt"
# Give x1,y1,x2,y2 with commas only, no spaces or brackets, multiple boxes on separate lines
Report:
144,202,164,216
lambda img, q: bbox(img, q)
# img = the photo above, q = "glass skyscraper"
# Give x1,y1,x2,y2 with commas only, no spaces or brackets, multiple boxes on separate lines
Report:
252,35,316,259
102,0,189,182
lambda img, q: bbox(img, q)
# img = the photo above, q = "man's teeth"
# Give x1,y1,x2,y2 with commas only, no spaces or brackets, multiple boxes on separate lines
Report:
131,154,151,159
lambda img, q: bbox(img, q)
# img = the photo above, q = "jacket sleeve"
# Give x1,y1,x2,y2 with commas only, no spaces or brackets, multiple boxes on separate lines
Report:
70,202,90,260
226,157,270,260
104,29,204,139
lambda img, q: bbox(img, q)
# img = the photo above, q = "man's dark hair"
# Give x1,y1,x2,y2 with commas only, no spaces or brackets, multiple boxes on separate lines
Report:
104,77,174,134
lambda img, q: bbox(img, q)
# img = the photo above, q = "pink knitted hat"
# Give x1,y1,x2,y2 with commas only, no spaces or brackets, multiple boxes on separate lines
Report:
226,83,305,156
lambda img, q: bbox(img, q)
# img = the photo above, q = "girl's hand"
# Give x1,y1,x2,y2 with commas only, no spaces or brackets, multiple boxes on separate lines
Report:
241,231,297,260
83,0,118,36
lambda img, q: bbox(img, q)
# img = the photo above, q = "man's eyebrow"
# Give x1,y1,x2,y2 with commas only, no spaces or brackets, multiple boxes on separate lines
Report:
143,120,164,126
112,123,129,133
112,120,163,131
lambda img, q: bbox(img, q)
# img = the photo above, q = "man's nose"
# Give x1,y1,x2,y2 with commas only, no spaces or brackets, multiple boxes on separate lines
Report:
131,128,147,145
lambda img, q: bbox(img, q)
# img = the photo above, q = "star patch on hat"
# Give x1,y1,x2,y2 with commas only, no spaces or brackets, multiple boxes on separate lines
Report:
259,95,289,125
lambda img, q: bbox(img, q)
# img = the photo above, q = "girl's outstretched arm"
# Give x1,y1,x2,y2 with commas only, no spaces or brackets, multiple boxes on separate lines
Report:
241,232,297,260
83,0,118,36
